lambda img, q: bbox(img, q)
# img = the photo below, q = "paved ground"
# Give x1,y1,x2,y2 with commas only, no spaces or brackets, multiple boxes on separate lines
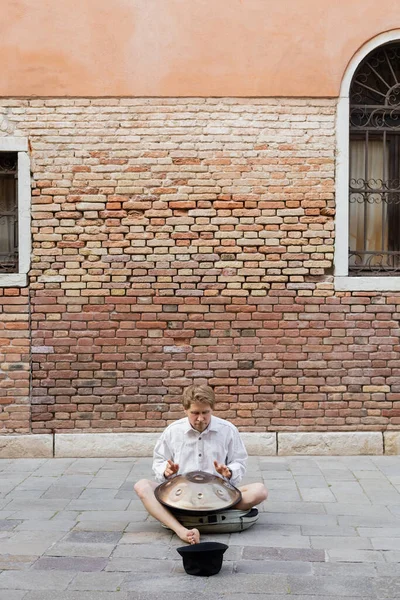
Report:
0,455,400,599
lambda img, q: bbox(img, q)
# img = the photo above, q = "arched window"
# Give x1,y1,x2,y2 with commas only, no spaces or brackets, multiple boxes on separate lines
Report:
335,32,400,291
349,43,400,275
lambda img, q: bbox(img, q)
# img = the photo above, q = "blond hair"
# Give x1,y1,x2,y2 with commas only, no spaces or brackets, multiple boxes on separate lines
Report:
181,384,215,410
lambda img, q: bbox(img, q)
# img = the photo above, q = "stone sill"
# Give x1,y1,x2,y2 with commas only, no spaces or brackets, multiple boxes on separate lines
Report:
0,431,399,458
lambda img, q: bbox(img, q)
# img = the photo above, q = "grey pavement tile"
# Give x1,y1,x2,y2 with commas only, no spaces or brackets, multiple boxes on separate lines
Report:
353,471,388,481
253,520,301,535
260,471,294,480
312,562,378,577
51,511,80,521
112,543,176,560
32,557,109,571
295,476,328,486
230,531,311,548
64,460,106,474
371,576,400,598
24,593,129,600
73,520,130,532
268,490,302,502
7,510,59,521
86,479,129,490
4,500,71,512
388,504,400,517
377,563,400,575
120,573,209,593
0,530,67,555
300,525,357,536
131,593,230,600
0,554,38,570
64,531,122,544
265,512,338,527
0,519,22,531
287,574,380,597
243,546,325,562
236,559,312,575
45,542,117,558
310,536,372,550
372,537,400,550
16,477,58,491
326,549,386,562
75,489,119,501
0,570,75,590
300,488,336,502
265,501,326,514
383,551,400,562
0,459,46,472
105,557,177,572
67,500,130,511
68,572,125,591
358,527,400,537
0,592,26,600
41,487,85,500
77,510,147,522
32,459,76,475
5,491,45,501
325,504,392,516
338,515,400,527
120,530,173,544
15,520,76,532
202,572,290,595
261,479,297,490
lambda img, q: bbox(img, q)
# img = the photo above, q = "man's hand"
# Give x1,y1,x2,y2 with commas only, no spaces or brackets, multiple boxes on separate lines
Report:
164,459,179,478
214,460,232,479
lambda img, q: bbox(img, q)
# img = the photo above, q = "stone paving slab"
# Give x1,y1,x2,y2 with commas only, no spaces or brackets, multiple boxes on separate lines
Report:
0,456,399,599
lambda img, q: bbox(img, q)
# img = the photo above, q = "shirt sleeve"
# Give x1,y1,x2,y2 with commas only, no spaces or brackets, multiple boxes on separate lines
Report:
152,430,173,483
225,427,248,487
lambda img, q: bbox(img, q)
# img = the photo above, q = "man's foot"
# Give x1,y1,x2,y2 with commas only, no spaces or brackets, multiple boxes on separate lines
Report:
179,527,200,545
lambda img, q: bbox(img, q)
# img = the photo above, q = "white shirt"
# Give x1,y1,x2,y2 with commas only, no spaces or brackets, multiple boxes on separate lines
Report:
152,415,248,487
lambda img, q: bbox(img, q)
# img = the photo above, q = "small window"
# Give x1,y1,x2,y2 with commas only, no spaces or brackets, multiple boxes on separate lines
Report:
0,152,18,273
349,43,400,277
0,137,31,287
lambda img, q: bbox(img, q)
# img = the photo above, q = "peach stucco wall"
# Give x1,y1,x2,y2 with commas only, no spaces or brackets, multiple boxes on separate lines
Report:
2,0,400,97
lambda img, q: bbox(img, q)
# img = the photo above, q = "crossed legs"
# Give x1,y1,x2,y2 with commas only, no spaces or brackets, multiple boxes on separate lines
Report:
236,482,268,511
134,479,200,544
134,479,268,544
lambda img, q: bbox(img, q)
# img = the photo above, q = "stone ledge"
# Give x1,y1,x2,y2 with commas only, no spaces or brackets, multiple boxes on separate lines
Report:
0,431,398,458
384,432,400,455
278,432,383,456
0,435,53,458
55,432,277,457
54,433,161,458
240,432,276,456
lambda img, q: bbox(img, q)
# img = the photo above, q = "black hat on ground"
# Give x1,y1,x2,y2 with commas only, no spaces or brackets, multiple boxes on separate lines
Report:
176,541,228,576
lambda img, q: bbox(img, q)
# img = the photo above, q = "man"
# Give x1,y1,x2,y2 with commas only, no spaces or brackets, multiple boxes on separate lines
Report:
134,384,268,544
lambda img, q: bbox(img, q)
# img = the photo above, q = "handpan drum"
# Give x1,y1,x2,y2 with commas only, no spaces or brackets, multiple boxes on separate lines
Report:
155,470,242,515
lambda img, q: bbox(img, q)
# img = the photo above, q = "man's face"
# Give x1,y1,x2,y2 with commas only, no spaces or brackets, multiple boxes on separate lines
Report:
185,401,213,432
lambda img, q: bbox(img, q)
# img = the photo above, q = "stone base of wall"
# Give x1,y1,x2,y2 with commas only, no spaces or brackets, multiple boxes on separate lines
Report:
0,435,53,458
1,431,399,457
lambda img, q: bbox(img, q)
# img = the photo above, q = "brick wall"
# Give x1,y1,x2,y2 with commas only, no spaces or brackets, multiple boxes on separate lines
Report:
0,288,30,432
1,97,399,433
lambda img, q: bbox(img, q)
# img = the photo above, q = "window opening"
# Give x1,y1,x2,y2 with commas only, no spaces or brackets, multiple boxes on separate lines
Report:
0,152,18,273
349,43,400,275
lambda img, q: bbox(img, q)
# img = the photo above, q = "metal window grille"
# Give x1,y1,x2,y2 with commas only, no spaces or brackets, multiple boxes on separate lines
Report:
349,43,400,275
0,153,18,273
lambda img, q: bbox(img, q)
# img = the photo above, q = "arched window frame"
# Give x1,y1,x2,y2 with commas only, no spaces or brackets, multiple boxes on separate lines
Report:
335,30,400,291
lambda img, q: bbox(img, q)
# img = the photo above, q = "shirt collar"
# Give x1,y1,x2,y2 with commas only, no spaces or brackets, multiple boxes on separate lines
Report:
184,415,218,434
